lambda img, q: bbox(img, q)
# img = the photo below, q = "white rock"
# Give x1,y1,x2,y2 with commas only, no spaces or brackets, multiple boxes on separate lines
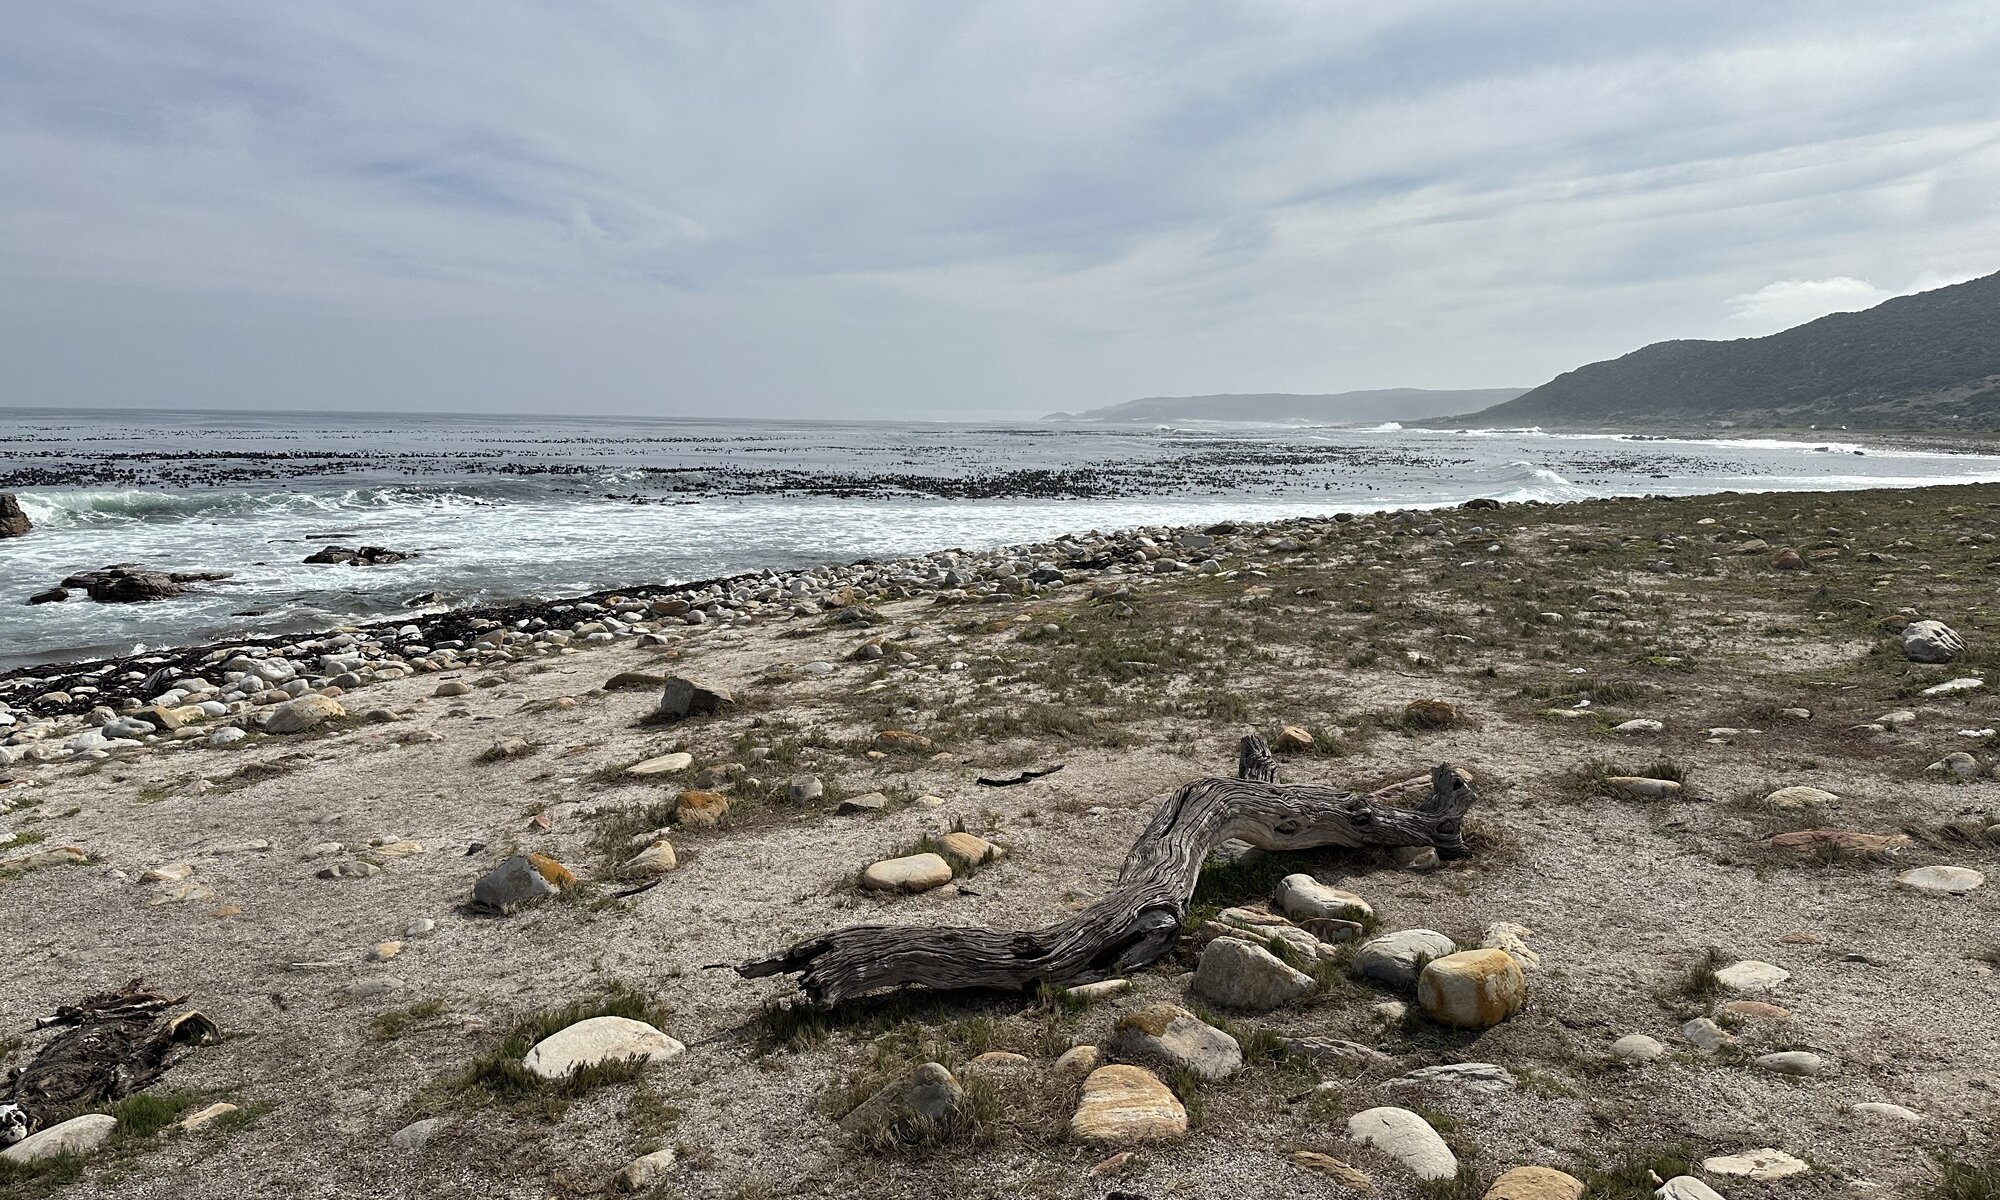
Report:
1,1114,118,1163
626,752,693,776
1851,1101,1922,1123
1680,1017,1733,1052
1702,1149,1808,1181
1921,677,1984,696
1713,960,1788,993
1896,865,1984,895
1190,937,1315,1012
1611,1034,1665,1063
1614,718,1665,734
1657,1176,1727,1200
1352,929,1456,990
614,1148,678,1192
1346,1106,1457,1181
522,1015,684,1080
1273,874,1373,921
1762,786,1836,809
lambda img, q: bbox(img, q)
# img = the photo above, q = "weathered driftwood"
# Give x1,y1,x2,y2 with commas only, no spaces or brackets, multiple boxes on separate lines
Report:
4,980,219,1131
738,735,1477,1007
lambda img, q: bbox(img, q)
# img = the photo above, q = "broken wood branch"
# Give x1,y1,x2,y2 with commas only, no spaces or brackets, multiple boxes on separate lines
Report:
738,735,1477,1007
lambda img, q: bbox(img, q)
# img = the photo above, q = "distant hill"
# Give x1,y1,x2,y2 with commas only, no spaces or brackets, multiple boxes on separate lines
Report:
1442,271,2000,430
1046,388,1529,425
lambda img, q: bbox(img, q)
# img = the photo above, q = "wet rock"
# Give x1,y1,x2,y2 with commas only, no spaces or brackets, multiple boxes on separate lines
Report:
656,675,733,719
27,587,67,604
1346,1106,1457,1181
1108,1003,1242,1081
1902,620,1966,663
1069,1065,1186,1145
1418,949,1526,1028
522,1015,684,1080
304,545,412,566
1191,937,1315,1012
0,493,29,538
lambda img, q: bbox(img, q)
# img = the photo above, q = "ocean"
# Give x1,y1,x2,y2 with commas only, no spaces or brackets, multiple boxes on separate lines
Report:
5,406,2000,672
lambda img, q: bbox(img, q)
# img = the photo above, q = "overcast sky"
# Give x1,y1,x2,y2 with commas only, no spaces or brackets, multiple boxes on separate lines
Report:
4,2,1997,420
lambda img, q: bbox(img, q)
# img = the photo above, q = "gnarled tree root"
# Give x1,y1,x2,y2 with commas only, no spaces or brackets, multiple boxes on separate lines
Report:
737,735,1477,1008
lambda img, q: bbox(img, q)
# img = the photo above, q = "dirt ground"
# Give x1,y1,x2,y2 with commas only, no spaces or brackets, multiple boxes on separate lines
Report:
2,483,1996,1200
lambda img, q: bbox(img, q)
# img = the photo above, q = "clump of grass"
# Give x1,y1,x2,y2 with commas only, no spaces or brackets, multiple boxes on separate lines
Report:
1419,1165,1487,1200
369,998,449,1042
1580,1146,1696,1200
1653,948,1727,1014
1931,1155,2000,1200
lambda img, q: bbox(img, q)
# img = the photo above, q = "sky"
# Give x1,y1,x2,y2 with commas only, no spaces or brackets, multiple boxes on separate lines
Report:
3,2,1998,420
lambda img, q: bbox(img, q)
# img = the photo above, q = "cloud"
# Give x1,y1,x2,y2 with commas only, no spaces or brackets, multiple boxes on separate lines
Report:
1,2,1998,416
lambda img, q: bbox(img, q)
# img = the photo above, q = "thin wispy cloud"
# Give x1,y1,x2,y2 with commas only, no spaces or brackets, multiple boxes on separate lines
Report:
2,1,1997,416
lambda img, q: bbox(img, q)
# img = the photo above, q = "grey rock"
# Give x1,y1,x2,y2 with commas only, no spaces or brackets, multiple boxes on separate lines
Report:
1903,619,1966,663
470,854,561,914
656,675,733,719
1388,1062,1517,1094
1346,1106,1457,1181
1611,1034,1666,1062
1680,1017,1733,1052
1108,1004,1243,1081
1273,873,1373,921
1,1114,117,1164
837,1062,969,1139
390,1118,447,1150
1283,1037,1397,1074
1190,936,1315,1012
614,1148,678,1192
1352,929,1457,990
1754,1050,1826,1077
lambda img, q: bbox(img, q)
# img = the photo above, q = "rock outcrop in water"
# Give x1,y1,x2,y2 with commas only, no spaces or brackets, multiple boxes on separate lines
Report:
0,493,28,538
55,566,232,604
303,545,413,566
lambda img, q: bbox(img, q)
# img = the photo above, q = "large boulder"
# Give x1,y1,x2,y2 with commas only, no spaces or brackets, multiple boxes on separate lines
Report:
1069,1065,1187,1145
1107,1003,1242,1081
656,676,733,719
1190,936,1315,1012
1902,620,1966,663
0,493,28,538
521,1015,684,1079
264,695,346,735
1417,949,1527,1029
1352,929,1457,990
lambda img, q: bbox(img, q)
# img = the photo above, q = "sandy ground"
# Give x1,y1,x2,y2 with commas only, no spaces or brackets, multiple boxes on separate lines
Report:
2,484,1997,1200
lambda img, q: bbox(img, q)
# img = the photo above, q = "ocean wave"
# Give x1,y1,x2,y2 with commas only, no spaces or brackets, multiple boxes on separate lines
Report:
13,484,523,527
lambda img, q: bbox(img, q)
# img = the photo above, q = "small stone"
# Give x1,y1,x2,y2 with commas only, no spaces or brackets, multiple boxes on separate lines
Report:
1763,786,1837,809
1284,1038,1397,1074
433,681,471,697
626,752,693,776
674,789,729,828
838,1061,969,1139
872,729,935,753
1417,949,1526,1029
1614,718,1665,734
621,840,679,877
1603,776,1681,799
1714,960,1788,992
1482,922,1540,970
390,1117,447,1150
318,861,380,881
1754,1050,1826,1077
935,830,997,866
1392,845,1441,871
1896,865,1984,895
860,852,953,893
1065,979,1130,1004
142,862,195,883
369,941,404,962
1389,1062,1517,1094
1611,1034,1665,1063
787,774,824,802
1274,873,1373,921
404,918,437,938
1274,726,1316,751
1,1114,118,1164
613,1148,677,1192
1702,1149,1809,1181
1353,929,1457,990
1927,752,1981,780
1292,1151,1373,1192
836,792,890,815
1053,1044,1103,1080
522,1015,684,1079
1656,1177,1727,1200
1069,1065,1187,1145
1485,1166,1585,1200
1191,937,1316,1012
656,675,732,719
1346,1106,1457,1182
1108,1003,1243,1081
179,1102,239,1132
959,1051,1032,1078
1680,1017,1733,1052
1851,1101,1922,1123
343,976,404,1000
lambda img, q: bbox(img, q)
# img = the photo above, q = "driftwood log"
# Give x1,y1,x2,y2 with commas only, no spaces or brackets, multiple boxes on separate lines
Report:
737,735,1477,1007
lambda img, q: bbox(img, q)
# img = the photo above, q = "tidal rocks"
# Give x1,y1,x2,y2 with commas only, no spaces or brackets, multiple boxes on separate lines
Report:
1108,1003,1242,1081
1417,949,1526,1028
1274,873,1373,922
859,852,953,893
264,694,345,734
26,587,65,605
1353,929,1457,990
304,545,412,566
1069,1065,1187,1145
0,493,28,538
1902,619,1966,663
0,1113,117,1164
1190,937,1315,1012
521,1015,684,1080
1346,1106,1457,1181
656,675,733,719
838,1062,969,1139
471,853,573,913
